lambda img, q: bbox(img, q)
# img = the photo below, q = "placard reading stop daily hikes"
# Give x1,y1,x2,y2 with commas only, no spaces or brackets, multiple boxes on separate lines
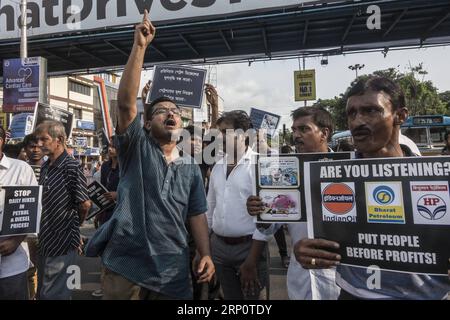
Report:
255,152,354,223
0,186,42,237
304,156,450,275
147,65,207,109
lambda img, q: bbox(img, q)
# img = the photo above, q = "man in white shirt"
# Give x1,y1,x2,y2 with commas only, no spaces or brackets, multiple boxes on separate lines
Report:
0,127,39,300
207,110,268,300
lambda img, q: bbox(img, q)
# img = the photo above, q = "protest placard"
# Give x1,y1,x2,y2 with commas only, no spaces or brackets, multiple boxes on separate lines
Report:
147,65,207,109
86,181,116,220
32,102,74,137
249,108,281,137
254,152,354,223
0,186,42,237
30,165,41,181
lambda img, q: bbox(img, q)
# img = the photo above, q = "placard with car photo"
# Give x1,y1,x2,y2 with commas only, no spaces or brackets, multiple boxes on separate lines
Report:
259,190,301,222
258,156,299,188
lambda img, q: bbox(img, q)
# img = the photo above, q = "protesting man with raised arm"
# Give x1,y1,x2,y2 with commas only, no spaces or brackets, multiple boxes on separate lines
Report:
86,11,214,300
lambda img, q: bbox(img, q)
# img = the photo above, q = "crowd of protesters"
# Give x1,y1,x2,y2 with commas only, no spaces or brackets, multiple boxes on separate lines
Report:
0,11,449,300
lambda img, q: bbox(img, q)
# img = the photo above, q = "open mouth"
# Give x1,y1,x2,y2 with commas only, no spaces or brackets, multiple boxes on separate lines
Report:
194,146,202,154
352,129,371,141
164,119,176,128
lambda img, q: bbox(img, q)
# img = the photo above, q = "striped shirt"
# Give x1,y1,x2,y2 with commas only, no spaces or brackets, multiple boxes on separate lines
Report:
38,150,89,257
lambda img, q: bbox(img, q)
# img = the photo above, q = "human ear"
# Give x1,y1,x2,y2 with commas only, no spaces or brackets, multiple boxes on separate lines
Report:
321,127,330,142
394,108,408,125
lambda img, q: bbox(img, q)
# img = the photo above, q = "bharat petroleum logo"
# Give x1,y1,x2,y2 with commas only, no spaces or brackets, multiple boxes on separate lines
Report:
373,186,395,205
417,195,447,220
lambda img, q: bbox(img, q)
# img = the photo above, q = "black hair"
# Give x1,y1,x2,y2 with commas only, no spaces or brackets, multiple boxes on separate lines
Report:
445,131,450,141
336,140,355,152
347,76,406,111
0,126,5,141
144,96,179,121
184,125,203,139
3,144,22,158
0,127,5,151
281,145,293,154
22,133,39,148
291,106,334,139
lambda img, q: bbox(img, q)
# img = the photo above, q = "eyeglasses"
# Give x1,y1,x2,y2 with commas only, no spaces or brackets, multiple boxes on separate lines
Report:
152,108,182,117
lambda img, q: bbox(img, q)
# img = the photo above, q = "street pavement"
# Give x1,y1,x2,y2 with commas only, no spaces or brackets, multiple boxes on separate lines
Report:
72,221,290,300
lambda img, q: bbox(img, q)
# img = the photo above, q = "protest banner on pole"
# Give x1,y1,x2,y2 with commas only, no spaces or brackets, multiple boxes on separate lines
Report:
86,181,116,220
147,65,207,109
0,186,42,237
305,156,450,275
254,152,354,223
294,69,316,102
2,57,47,113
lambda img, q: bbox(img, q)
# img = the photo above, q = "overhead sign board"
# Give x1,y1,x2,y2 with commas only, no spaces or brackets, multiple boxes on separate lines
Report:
0,0,310,40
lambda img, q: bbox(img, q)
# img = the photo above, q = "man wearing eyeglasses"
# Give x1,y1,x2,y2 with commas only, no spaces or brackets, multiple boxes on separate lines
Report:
85,10,214,300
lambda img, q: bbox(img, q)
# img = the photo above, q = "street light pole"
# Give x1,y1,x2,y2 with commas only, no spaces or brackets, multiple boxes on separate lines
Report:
348,64,365,78
20,0,28,58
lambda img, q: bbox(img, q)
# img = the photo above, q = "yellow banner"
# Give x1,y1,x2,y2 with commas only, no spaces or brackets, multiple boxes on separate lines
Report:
367,206,405,223
294,69,316,101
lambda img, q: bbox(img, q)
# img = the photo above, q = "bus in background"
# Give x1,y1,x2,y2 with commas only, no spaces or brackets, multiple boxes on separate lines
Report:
331,130,421,155
401,115,450,156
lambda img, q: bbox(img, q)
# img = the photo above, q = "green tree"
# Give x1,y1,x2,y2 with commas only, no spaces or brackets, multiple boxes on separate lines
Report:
278,127,293,146
372,64,445,115
439,91,450,114
313,97,348,131
327,64,447,129
397,64,446,115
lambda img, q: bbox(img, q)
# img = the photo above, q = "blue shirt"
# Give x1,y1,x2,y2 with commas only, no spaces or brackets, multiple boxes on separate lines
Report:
85,116,207,299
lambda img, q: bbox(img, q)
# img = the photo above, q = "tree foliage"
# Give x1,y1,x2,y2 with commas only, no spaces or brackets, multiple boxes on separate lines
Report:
319,64,449,131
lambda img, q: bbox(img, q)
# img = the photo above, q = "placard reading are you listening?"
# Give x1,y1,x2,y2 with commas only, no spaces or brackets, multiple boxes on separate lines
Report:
304,156,450,275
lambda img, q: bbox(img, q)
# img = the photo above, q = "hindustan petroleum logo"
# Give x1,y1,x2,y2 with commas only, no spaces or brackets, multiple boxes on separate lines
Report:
410,182,450,226
417,195,447,221
321,183,357,223
373,186,395,205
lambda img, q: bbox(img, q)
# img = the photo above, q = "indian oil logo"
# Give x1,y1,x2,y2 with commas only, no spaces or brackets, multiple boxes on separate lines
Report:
321,183,357,222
